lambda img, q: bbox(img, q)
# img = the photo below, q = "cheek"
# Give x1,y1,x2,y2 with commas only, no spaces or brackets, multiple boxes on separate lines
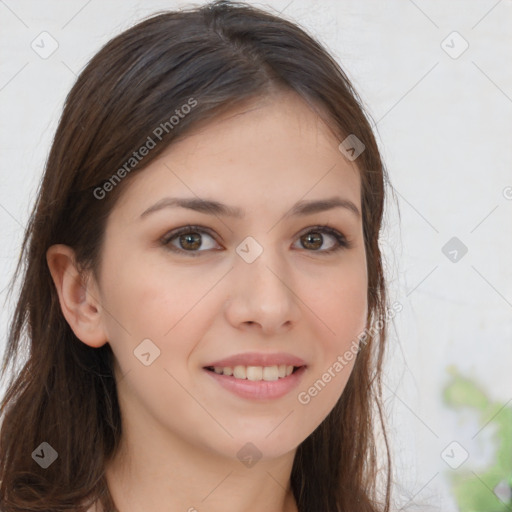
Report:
99,252,229,383
306,255,368,345
295,255,367,413
100,251,213,339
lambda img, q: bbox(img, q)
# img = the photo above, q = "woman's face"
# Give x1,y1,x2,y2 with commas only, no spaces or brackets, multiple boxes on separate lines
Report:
94,91,367,462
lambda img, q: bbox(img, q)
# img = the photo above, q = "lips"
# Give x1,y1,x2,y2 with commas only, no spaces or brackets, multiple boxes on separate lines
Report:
204,364,298,381
204,363,307,400
202,352,307,399
204,352,306,368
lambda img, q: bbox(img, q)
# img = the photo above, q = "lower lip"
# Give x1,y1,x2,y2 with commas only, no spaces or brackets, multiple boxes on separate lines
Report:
203,366,307,400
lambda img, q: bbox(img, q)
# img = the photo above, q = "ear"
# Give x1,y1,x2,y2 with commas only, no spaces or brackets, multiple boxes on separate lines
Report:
46,244,108,348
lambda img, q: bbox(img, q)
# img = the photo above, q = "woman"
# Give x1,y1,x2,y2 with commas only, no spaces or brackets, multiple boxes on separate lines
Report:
0,1,393,510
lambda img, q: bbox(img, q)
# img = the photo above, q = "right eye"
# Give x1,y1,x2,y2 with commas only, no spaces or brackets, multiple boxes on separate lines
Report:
160,225,222,257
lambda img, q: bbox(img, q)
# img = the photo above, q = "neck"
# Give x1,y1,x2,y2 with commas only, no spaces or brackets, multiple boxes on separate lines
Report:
103,422,298,512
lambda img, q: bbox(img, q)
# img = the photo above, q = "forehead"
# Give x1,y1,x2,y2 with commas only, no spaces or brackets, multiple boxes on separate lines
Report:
114,91,361,219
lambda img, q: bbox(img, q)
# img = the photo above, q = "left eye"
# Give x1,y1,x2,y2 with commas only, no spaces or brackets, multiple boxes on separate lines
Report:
163,227,220,254
295,227,348,253
161,225,350,257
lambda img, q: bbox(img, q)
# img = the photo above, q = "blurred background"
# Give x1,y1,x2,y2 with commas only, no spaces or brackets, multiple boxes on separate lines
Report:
1,1,511,510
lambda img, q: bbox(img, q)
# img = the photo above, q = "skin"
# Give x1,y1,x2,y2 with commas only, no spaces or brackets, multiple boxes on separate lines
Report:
47,90,368,512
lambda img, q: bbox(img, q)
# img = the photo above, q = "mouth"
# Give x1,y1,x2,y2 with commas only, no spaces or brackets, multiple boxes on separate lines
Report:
203,364,304,381
203,364,307,400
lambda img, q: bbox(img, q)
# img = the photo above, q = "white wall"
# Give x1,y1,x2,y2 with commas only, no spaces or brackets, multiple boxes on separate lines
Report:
1,1,511,510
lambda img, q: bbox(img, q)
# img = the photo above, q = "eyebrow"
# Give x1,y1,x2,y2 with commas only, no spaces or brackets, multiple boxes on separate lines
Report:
140,195,361,220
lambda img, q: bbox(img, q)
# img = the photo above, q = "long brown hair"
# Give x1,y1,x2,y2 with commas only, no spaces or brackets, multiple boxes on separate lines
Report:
0,1,393,510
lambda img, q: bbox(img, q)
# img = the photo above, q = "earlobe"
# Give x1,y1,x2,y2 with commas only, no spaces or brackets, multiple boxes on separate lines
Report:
46,244,108,348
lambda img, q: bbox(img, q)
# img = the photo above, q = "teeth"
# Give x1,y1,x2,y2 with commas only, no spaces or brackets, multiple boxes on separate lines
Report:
210,365,298,381
246,366,263,381
262,366,278,381
233,366,246,379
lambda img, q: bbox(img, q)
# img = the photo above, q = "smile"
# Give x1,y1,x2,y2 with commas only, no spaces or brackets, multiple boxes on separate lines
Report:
203,365,307,400
204,364,300,381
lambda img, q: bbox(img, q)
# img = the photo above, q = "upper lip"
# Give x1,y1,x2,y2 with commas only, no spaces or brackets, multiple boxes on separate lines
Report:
204,352,306,368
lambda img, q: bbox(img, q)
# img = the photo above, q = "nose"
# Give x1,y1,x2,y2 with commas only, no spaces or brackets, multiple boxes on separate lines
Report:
224,245,301,336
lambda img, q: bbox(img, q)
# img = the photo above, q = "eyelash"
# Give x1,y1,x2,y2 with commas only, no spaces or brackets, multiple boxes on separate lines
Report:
160,224,352,257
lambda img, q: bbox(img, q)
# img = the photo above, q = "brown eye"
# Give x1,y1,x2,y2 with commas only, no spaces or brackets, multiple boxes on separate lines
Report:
161,224,350,258
161,226,220,257
294,226,350,254
300,232,324,250
178,232,202,250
